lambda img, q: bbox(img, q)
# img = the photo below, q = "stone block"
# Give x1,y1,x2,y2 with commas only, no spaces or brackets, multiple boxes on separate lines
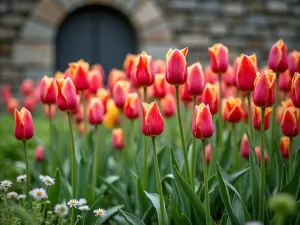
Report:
1,14,25,27
178,34,211,47
141,21,173,41
0,28,17,40
1,68,21,82
247,14,267,26
140,42,176,59
133,0,162,27
171,0,196,10
23,67,54,79
21,20,55,40
266,1,288,13
210,23,227,35
222,3,245,15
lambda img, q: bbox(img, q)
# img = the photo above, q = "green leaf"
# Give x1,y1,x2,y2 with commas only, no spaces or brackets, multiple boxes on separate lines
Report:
283,148,300,195
216,163,240,225
249,150,260,220
219,131,232,171
85,195,104,224
279,164,287,192
48,168,61,206
232,194,245,225
14,205,37,225
119,209,146,225
219,213,228,225
144,191,168,225
98,205,124,224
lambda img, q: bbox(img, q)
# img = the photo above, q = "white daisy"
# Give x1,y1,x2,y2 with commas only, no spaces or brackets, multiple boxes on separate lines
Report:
16,175,26,183
93,208,106,218
78,198,87,206
0,180,12,190
54,203,69,217
39,175,55,186
7,192,18,200
78,205,90,213
30,188,48,200
67,199,79,208
17,194,26,200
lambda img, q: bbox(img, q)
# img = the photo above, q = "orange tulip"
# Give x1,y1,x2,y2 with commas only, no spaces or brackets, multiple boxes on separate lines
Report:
192,103,214,139
56,78,78,111
40,76,57,104
88,98,104,125
68,59,90,90
14,107,34,141
124,93,140,119
280,136,290,159
281,107,299,137
279,70,292,93
223,97,243,123
112,81,131,109
268,39,288,73
291,72,300,108
240,134,250,159
288,51,300,76
166,48,188,85
253,107,272,131
187,62,205,96
236,54,257,92
202,83,219,115
123,54,136,79
141,101,164,136
112,128,125,150
133,51,155,87
208,43,228,74
153,74,167,98
160,93,176,118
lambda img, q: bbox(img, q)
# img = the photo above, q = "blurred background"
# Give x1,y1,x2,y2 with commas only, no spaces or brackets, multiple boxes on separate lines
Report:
0,0,299,90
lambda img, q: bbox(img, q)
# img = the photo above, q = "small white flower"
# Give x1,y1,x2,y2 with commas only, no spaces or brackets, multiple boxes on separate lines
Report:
39,175,55,186
0,180,12,190
54,203,69,217
7,192,18,200
17,194,26,200
78,205,90,213
93,208,106,218
78,198,87,206
16,175,26,183
67,199,79,208
30,188,48,200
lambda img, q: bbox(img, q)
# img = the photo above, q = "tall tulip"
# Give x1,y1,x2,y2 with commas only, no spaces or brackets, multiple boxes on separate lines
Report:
160,93,176,118
186,62,205,96
268,39,288,73
153,74,167,99
208,43,228,74
288,51,300,76
56,78,78,112
97,88,110,114
68,59,90,90
291,72,300,108
123,54,136,79
133,51,155,87
88,98,104,125
112,81,131,109
88,68,103,94
124,93,140,119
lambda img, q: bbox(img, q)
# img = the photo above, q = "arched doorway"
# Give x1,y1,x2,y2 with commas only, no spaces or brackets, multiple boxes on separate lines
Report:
55,5,138,76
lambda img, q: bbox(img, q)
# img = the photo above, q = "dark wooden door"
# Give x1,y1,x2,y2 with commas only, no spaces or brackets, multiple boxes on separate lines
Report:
55,5,138,77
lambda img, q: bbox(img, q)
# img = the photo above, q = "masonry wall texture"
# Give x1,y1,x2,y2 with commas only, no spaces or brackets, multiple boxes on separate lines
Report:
0,0,299,90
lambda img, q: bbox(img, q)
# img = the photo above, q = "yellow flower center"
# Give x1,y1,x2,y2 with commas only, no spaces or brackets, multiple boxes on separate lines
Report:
37,191,42,196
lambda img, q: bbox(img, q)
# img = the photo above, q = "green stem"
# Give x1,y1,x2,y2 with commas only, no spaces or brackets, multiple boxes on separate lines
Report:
4,192,10,221
191,96,197,189
289,137,293,179
175,85,192,185
247,93,254,144
259,108,266,222
92,125,100,200
275,214,285,225
218,75,223,152
71,207,75,225
202,139,210,225
232,124,238,169
48,104,56,173
129,120,135,163
81,90,88,135
67,112,77,198
151,137,165,225
42,200,47,224
143,86,148,189
23,140,30,198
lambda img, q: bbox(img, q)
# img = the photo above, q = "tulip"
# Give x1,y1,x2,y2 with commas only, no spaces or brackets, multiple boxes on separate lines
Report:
97,88,110,114
165,48,188,85
141,101,164,136
253,70,276,108
104,99,120,129
281,107,299,137
91,64,105,81
268,39,288,73
35,145,45,162
14,108,34,141
288,51,300,76
40,76,57,104
255,147,268,164
21,79,34,96
56,78,78,111
7,98,19,114
23,95,37,112
87,98,104,125
133,51,155,87
223,97,243,123
112,81,131,109
241,134,251,159
186,62,205,96
222,65,236,87
1,85,12,104
253,107,272,131
179,83,193,102
112,128,125,150
68,59,90,90
108,69,127,92
280,136,290,159
88,68,103,94
204,66,218,84
160,93,176,118
202,83,219,115
154,59,166,74
124,93,140,119
123,54,136,79
205,144,211,163
291,72,300,108
208,43,228,74
278,70,292,93
192,103,214,139
153,74,167,98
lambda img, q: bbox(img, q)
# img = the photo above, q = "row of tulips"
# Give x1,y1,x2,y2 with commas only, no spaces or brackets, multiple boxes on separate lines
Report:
1,39,300,225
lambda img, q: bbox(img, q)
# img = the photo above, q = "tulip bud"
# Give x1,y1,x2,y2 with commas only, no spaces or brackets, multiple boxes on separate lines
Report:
124,93,140,119
255,147,268,164
153,74,167,98
208,43,228,74
253,107,272,131
240,134,251,159
141,101,164,136
280,136,290,159
21,79,34,96
112,128,125,150
179,83,193,102
281,107,299,137
205,144,211,163
154,59,166,74
268,39,288,73
223,97,243,123
160,94,176,118
133,51,155,87
88,98,104,125
68,59,90,90
291,72,300,108
279,70,292,93
253,70,276,108
112,81,131,109
97,88,110,114
108,69,127,92
7,98,19,114
202,83,219,115
204,66,218,84
186,62,205,96
35,145,45,162
14,107,34,141
166,48,188,85
288,51,300,76
56,78,78,111
236,54,258,92
40,76,57,104
277,99,294,123
88,68,103,94
123,54,136,79
192,103,214,139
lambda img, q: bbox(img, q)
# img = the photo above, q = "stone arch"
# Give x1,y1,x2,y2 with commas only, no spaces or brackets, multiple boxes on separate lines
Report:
12,0,173,78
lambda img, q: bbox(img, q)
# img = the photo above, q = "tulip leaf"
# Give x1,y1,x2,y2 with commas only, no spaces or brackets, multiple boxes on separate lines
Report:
279,164,287,192
98,205,124,224
144,191,168,225
85,195,104,224
118,209,146,225
249,150,260,220
219,131,232,171
216,163,240,225
219,213,228,225
48,168,61,206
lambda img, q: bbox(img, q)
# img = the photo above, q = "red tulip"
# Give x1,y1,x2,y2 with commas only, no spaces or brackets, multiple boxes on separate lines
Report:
268,39,288,73
186,62,205,96
14,107,34,140
7,98,19,114
280,136,290,159
253,107,272,131
123,54,136,79
154,59,166,74
281,107,299,137
75,105,84,123
35,145,45,162
253,70,276,108
179,83,193,102
153,74,167,98
288,51,300,76
40,76,57,104
133,51,155,87
68,59,90,90
88,98,104,125
202,83,219,115
223,97,243,123
204,66,218,84
160,93,176,118
205,144,211,163
192,103,214,139
291,72,300,108
240,134,250,159
165,48,188,85
141,101,164,136
277,99,294,123
255,147,268,163
23,95,37,112
1,85,12,104
112,81,131,109
208,43,228,74
88,68,103,94
108,69,127,92
223,65,236,87
124,93,140,119
112,128,125,150
97,88,110,114
21,79,34,96
279,70,292,93
56,78,78,111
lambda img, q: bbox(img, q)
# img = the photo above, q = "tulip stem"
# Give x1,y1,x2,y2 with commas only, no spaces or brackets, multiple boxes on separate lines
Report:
175,85,192,185
129,120,135,163
289,137,293,179
191,96,197,189
247,93,254,144
202,139,210,225
232,124,238,169
81,90,88,136
92,125,99,201
23,140,30,199
259,108,266,223
218,75,223,152
67,112,77,198
151,136,165,225
143,86,148,189
48,104,56,173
